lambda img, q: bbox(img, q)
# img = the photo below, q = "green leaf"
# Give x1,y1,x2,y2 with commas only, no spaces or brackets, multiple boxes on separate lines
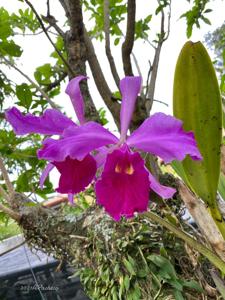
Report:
201,16,211,25
155,5,163,15
114,37,120,46
0,40,22,57
174,290,185,300
148,254,177,280
16,83,32,109
171,160,190,186
204,9,212,13
187,24,192,39
16,170,33,192
34,63,53,84
124,275,130,291
173,42,222,208
123,257,136,276
182,280,204,293
0,8,13,39
145,14,152,23
127,284,141,300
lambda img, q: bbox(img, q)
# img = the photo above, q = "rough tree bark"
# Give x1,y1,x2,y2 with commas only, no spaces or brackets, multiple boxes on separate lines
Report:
58,0,100,122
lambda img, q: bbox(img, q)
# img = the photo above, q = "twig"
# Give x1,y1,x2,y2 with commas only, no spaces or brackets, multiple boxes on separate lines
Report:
104,0,120,88
122,0,136,76
0,203,20,221
14,28,48,36
145,60,152,99
24,0,74,76
46,0,50,16
153,99,168,106
144,211,225,272
144,38,156,49
146,4,165,113
43,72,67,92
131,52,142,78
0,157,14,197
1,56,58,109
42,15,65,37
162,0,172,42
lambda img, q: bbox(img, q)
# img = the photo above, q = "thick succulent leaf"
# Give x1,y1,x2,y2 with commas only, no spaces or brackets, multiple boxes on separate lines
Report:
173,41,222,207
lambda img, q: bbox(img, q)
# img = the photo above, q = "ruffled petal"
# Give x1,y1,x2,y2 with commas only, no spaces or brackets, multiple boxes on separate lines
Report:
38,121,118,161
148,172,176,198
40,163,55,189
120,76,142,140
65,75,87,125
5,107,75,136
127,113,202,163
95,147,150,221
53,155,97,194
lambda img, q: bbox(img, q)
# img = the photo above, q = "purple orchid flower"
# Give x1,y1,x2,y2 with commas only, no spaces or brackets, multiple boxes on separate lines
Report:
37,76,202,221
5,76,97,203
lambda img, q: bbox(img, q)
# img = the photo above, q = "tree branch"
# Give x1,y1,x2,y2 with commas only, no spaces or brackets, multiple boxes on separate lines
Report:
122,0,136,76
58,0,100,122
145,1,172,113
178,181,225,261
42,14,65,37
146,7,165,113
162,0,172,42
0,157,14,197
104,0,120,88
1,56,58,109
0,185,11,204
0,203,21,222
24,0,74,76
46,0,50,16
84,28,120,128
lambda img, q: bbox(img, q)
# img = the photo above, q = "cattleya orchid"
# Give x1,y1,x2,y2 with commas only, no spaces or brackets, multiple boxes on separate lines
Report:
6,76,98,204
6,75,202,221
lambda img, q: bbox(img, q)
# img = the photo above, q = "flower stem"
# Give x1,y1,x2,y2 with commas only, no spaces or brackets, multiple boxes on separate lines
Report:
143,211,225,273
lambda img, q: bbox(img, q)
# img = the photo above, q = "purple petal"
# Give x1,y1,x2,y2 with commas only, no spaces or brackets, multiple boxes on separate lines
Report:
40,163,55,189
94,146,109,169
127,113,202,163
148,172,176,198
68,193,74,204
5,107,75,136
120,76,142,141
53,155,97,194
65,75,87,125
95,147,150,221
38,121,118,161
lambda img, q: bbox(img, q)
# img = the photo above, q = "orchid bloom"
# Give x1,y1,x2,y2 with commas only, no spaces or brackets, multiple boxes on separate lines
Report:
5,76,97,203
37,76,202,221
